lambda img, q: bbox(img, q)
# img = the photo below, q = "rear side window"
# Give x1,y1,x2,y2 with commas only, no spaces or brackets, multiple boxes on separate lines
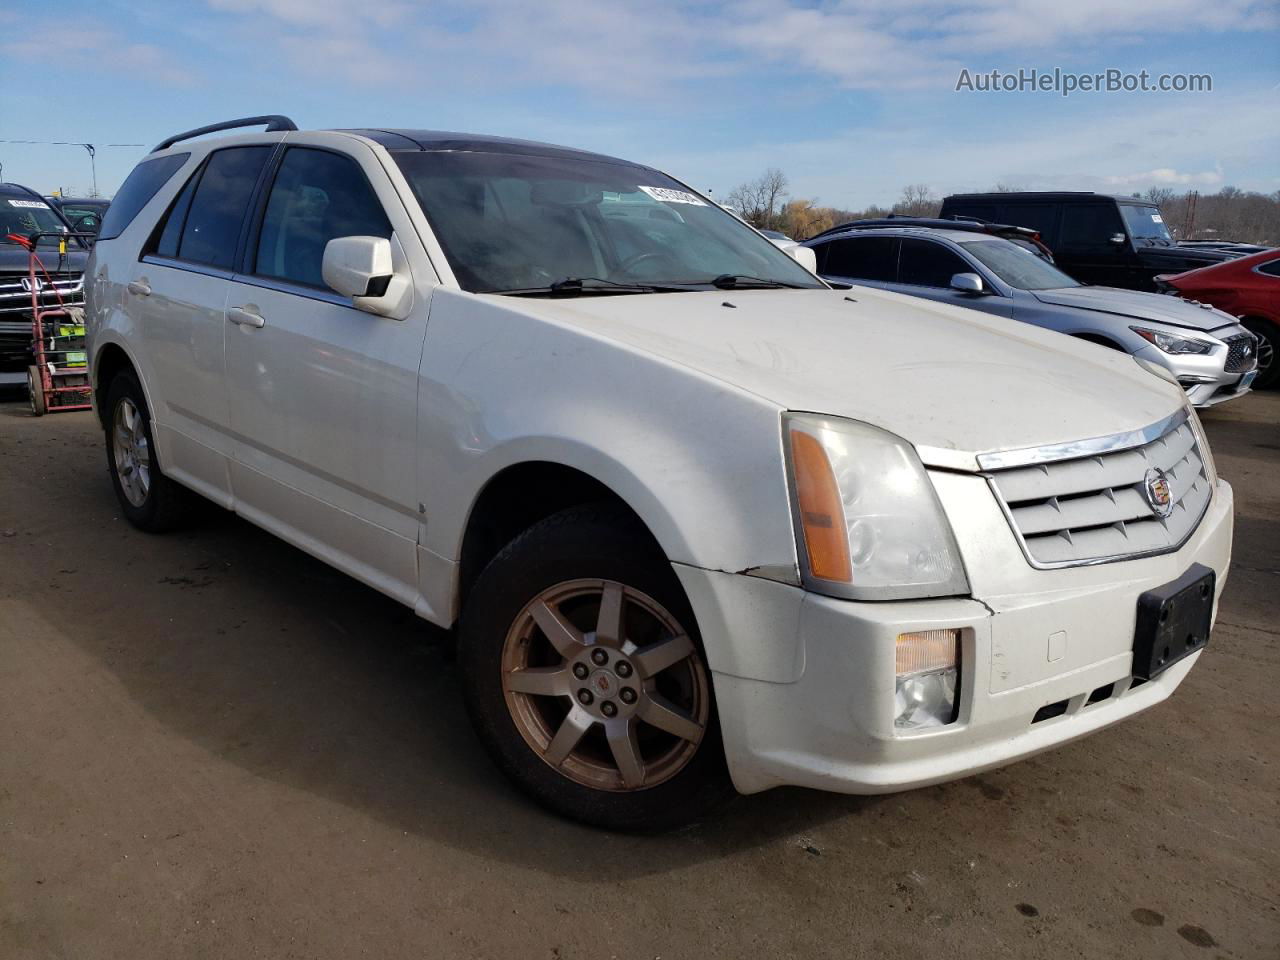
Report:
254,147,392,289
153,170,199,259
898,238,971,288
822,236,898,282
1058,204,1126,255
1256,258,1280,278
97,153,189,241
176,146,273,270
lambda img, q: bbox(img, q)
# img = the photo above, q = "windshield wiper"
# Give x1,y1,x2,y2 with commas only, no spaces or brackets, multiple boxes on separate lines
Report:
490,277,685,297
709,274,808,289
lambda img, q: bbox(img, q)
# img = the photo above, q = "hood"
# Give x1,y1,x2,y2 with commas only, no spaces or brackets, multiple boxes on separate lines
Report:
1032,285,1238,331
0,243,89,275
501,287,1184,470
1137,244,1239,270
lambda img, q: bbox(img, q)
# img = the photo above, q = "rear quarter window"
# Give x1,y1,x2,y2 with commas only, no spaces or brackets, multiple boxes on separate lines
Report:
97,153,190,241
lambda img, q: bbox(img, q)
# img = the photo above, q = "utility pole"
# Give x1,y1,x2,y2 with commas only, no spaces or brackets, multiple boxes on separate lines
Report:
82,144,98,197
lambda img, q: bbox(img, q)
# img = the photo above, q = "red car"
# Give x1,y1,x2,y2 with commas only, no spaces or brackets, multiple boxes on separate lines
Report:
1159,249,1280,388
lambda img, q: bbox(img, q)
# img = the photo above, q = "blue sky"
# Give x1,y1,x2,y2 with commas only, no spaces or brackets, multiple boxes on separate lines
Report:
2,0,1277,208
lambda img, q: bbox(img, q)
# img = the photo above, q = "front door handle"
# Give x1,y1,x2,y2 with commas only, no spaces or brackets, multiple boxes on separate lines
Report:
127,280,151,297
228,306,266,329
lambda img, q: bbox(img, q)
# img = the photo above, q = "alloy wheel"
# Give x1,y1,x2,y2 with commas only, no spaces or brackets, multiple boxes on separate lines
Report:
501,578,709,792
112,397,152,507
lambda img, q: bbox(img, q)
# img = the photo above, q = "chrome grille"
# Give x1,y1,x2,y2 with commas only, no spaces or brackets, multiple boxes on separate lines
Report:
1223,333,1257,373
983,412,1212,568
0,272,85,316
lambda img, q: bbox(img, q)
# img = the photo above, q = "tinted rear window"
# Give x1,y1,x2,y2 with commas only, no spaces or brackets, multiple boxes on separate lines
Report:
97,153,189,241
177,146,273,270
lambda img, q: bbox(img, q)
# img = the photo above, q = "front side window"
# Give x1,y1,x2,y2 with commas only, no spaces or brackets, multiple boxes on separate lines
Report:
98,153,188,241
897,238,972,288
1119,204,1173,245
1058,203,1127,254
254,148,392,289
960,238,1080,290
394,151,822,293
177,146,273,270
1258,258,1280,278
821,236,898,282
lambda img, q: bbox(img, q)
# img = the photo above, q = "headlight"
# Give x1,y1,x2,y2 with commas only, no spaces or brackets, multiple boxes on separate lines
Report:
1130,326,1214,355
784,414,969,601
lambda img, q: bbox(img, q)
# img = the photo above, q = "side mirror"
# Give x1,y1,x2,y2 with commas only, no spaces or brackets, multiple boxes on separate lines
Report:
1109,233,1128,245
788,245,818,273
950,272,986,294
322,235,412,319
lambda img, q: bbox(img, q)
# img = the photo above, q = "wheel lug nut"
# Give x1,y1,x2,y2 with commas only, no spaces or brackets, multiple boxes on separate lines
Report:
620,687,636,704
577,689,594,705
572,663,589,679
601,701,617,717
615,661,633,678
591,648,609,665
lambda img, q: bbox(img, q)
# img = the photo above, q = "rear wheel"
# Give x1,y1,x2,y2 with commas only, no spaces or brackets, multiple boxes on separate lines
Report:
104,370,192,531
26,365,45,417
1243,319,1277,389
459,503,734,831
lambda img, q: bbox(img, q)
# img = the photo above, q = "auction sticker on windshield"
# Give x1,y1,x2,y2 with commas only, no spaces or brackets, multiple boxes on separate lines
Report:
7,200,50,209
638,186,706,206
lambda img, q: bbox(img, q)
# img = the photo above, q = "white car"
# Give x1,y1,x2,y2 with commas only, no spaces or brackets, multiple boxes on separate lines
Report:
85,117,1233,830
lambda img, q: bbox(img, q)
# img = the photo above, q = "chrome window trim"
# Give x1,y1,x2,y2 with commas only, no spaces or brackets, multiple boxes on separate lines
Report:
139,255,236,281
229,272,351,308
976,407,1190,471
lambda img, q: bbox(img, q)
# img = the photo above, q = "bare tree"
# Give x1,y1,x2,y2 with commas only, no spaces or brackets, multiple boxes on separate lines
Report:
726,168,790,231
1144,187,1176,206
893,184,940,217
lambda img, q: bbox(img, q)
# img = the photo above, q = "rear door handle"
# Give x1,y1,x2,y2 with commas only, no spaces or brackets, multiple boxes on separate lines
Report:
127,280,151,297
228,306,266,329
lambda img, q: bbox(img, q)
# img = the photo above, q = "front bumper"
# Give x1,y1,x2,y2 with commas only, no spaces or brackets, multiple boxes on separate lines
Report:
681,479,1233,796
1134,338,1256,408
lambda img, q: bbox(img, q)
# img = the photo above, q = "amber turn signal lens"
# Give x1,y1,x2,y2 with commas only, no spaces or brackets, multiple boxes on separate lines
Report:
790,428,852,583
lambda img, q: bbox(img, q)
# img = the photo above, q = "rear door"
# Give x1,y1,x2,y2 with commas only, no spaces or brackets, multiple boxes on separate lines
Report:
222,141,430,605
129,144,275,503
889,238,1013,318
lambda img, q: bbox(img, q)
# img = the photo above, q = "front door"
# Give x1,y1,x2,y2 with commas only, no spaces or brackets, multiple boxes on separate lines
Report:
222,143,429,604
885,237,1014,319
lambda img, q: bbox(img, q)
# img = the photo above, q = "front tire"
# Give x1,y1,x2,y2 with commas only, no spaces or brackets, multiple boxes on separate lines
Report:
104,370,192,532
458,503,734,831
1243,319,1277,389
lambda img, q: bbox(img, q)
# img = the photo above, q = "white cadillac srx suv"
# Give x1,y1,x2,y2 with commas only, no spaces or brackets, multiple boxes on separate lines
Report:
85,117,1233,830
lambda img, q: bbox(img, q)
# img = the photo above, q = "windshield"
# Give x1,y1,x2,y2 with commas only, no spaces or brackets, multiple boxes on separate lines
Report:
394,151,823,293
960,238,1081,290
0,197,72,249
1119,204,1174,245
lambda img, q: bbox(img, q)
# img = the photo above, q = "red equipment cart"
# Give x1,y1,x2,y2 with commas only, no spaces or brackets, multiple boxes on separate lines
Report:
12,231,94,416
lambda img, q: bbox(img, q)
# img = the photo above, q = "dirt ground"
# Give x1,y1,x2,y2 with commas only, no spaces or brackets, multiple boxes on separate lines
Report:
1,389,1277,960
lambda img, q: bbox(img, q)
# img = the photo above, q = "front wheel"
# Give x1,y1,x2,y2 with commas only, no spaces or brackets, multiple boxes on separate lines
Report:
1243,319,1277,389
458,503,734,831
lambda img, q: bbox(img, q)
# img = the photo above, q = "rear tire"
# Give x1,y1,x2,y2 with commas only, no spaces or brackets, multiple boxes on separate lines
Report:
458,503,735,831
104,369,192,532
27,366,45,417
1243,319,1277,389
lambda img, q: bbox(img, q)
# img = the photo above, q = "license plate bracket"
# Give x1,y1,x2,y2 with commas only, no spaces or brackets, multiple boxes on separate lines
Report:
1132,563,1215,681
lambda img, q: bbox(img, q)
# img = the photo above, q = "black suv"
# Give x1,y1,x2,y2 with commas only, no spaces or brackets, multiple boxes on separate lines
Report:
0,183,88,391
939,192,1244,292
47,196,110,235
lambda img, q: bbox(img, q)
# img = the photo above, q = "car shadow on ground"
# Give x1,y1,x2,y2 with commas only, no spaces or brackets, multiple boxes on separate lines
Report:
3,405,879,878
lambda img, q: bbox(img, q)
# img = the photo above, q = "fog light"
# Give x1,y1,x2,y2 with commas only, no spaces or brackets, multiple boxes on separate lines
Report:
895,628,961,729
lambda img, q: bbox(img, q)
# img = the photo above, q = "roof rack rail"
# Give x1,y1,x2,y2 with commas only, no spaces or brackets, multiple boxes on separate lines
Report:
152,115,298,153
